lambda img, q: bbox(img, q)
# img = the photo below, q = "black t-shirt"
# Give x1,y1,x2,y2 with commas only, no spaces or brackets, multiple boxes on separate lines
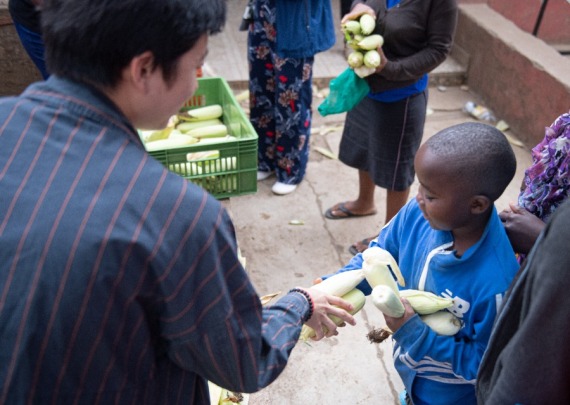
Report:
8,0,41,33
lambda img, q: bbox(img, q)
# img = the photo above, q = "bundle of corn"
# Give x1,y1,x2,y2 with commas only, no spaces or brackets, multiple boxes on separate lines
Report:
362,247,462,343
139,104,237,152
342,14,384,78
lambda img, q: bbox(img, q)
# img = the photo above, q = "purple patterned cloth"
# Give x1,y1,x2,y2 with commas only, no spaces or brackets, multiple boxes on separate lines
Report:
518,111,570,222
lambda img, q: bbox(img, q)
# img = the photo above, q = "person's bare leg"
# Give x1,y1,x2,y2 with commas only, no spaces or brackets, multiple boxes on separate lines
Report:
350,187,411,254
354,170,376,211
385,188,410,223
325,170,377,217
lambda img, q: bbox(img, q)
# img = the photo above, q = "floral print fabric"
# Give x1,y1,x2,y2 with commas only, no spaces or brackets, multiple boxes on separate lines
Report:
248,0,314,185
519,111,570,222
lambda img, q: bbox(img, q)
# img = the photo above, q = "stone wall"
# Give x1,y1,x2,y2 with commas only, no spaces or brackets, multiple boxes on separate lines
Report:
458,0,570,44
455,4,570,147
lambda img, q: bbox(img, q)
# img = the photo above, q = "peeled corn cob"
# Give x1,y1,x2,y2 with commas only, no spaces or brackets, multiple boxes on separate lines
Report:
342,20,362,35
178,104,223,122
421,311,462,335
357,34,384,51
185,124,228,139
363,50,381,68
347,51,364,68
359,14,376,35
363,261,399,296
399,289,453,315
176,118,223,133
309,269,365,297
140,126,174,143
371,285,405,318
372,287,454,317
362,247,406,287
144,136,199,152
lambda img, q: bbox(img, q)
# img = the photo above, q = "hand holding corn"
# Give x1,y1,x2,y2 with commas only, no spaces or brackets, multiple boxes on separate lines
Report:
341,4,385,78
364,247,461,338
300,287,357,341
340,3,375,25
382,297,416,332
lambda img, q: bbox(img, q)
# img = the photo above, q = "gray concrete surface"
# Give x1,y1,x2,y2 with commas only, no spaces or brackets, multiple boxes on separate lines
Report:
207,2,533,404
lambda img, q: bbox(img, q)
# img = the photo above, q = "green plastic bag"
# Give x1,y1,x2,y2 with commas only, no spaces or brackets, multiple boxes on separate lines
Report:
318,68,370,116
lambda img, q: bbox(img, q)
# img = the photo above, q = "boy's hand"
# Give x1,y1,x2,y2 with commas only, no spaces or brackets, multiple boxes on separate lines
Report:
383,298,415,332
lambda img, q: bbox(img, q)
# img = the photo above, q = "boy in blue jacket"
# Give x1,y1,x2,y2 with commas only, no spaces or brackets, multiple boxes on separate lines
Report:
327,122,520,405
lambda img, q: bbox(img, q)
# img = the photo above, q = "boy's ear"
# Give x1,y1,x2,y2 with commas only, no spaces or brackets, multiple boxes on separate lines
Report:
128,51,156,92
470,195,492,214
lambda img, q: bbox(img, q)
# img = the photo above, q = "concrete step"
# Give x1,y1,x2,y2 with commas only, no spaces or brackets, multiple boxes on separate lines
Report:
206,34,467,91
205,0,467,90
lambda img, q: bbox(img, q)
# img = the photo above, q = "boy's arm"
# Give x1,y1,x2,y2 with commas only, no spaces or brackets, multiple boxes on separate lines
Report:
319,209,405,295
390,297,498,383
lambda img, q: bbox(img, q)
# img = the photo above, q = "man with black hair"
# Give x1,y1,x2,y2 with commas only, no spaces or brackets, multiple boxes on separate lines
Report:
0,0,356,403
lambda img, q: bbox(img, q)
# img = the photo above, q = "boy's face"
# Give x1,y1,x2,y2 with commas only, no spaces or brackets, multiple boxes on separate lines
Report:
414,145,475,231
140,34,208,130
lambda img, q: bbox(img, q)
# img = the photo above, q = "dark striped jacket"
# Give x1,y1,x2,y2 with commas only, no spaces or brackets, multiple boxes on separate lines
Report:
0,77,308,404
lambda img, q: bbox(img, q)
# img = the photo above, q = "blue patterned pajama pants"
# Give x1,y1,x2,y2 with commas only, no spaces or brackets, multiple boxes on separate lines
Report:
247,0,314,185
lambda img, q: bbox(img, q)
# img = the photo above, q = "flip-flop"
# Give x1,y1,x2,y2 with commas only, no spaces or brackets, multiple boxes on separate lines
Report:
348,237,375,255
324,202,377,220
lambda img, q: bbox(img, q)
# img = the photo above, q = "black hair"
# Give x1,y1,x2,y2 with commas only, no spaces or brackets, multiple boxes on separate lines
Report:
425,122,517,201
41,0,226,87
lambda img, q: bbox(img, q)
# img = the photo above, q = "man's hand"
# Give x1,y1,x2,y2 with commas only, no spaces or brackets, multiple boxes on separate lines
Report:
303,288,356,341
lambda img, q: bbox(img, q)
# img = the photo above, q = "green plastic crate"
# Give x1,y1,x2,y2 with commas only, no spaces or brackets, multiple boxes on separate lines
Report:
148,77,257,199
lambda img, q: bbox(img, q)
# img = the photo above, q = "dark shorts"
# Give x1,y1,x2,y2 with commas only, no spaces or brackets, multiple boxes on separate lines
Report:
339,90,428,191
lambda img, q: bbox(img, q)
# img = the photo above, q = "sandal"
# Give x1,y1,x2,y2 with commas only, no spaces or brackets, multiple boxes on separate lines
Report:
348,237,376,255
324,202,377,220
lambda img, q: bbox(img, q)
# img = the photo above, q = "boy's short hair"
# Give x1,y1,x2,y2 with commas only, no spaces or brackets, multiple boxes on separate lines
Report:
41,0,226,87
425,122,516,201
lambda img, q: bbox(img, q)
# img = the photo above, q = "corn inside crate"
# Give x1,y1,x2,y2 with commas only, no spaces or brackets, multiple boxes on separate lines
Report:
148,77,258,199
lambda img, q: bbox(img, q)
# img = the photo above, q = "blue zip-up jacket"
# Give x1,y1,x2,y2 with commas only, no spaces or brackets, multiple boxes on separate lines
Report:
335,199,519,405
275,0,335,58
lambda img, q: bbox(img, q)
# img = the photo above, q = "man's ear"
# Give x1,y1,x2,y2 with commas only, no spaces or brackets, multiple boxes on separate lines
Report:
128,51,156,92
470,195,491,214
